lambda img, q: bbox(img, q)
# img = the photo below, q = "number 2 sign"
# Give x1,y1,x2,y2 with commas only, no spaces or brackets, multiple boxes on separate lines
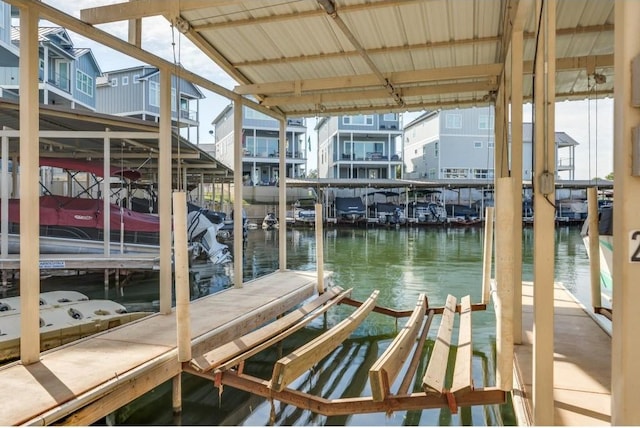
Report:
631,231,640,262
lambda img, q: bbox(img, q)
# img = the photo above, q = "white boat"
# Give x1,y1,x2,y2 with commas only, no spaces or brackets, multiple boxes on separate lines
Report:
0,291,150,362
581,205,613,305
262,213,279,230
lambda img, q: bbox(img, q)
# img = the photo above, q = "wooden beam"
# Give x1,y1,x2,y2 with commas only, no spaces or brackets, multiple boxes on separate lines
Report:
190,286,345,372
451,296,473,393
196,370,507,416
270,290,379,392
80,0,233,25
369,294,426,402
422,295,457,394
261,81,498,108
235,64,503,95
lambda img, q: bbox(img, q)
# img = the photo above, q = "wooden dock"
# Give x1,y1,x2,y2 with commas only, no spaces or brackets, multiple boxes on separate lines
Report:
0,253,161,271
512,281,612,426
0,269,325,426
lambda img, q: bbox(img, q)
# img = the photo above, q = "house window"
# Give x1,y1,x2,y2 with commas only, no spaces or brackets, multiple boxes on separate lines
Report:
442,168,469,179
488,141,495,149
39,58,44,70
478,115,494,130
445,114,462,129
149,80,159,107
0,5,4,29
171,88,177,111
122,76,129,85
383,113,397,121
110,78,118,87
472,168,494,179
133,74,140,84
76,70,93,96
474,141,483,149
342,115,374,126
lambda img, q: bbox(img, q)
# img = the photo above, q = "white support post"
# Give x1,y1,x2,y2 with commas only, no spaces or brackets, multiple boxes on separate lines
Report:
612,1,640,424
511,26,524,345
1,128,9,259
103,130,111,256
315,203,324,294
495,177,514,390
586,187,601,309
158,68,173,314
173,192,191,362
278,119,287,271
481,206,495,304
233,97,243,288
18,3,41,365
532,0,556,424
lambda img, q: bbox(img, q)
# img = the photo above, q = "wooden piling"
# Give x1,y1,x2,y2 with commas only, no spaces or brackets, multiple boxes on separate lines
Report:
173,192,192,363
587,187,602,309
315,203,324,294
481,207,495,305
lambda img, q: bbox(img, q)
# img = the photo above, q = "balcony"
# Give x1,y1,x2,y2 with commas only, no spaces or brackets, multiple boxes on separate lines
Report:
42,71,71,93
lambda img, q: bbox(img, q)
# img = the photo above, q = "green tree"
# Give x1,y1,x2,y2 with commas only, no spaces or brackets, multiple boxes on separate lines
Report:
605,172,614,181
306,169,318,178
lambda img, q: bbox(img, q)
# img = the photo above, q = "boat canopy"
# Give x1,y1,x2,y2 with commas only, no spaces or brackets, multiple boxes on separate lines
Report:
40,157,142,181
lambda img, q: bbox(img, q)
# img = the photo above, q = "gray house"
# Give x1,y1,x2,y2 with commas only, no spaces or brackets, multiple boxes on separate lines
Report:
96,65,204,143
316,114,403,179
0,19,101,110
211,104,308,185
403,107,578,181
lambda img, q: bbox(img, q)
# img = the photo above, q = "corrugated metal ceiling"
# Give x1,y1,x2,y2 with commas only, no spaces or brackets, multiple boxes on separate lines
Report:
79,0,615,118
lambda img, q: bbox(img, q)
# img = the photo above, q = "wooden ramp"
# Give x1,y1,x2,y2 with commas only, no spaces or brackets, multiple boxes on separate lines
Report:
186,293,507,416
0,270,324,426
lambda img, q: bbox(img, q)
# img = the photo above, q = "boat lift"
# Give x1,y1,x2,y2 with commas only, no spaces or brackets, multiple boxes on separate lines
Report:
185,286,507,416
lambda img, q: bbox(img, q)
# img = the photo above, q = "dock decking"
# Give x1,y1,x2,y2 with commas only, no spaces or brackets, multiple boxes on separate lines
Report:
512,281,612,426
0,269,325,426
0,253,161,271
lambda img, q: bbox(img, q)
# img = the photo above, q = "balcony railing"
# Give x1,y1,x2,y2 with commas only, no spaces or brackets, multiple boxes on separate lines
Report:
45,71,71,93
179,108,197,121
243,149,307,160
337,153,402,162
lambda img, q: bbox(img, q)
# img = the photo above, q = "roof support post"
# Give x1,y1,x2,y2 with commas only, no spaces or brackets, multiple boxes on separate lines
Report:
18,2,41,365
511,28,524,345
612,1,640,424
1,128,9,259
103,130,111,256
233,96,243,288
532,0,556,424
279,118,287,271
158,67,173,314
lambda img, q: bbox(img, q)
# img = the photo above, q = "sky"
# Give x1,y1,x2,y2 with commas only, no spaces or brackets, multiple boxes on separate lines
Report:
37,0,614,180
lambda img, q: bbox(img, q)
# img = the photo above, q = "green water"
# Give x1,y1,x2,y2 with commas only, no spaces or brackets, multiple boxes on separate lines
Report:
110,225,591,426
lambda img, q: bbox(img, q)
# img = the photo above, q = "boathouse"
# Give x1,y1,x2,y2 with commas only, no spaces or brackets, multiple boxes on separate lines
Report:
1,0,637,426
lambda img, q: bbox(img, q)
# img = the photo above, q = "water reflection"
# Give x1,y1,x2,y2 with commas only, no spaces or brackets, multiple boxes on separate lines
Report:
106,226,592,425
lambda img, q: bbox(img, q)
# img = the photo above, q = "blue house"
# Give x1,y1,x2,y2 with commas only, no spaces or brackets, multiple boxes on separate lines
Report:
96,65,205,143
0,6,102,111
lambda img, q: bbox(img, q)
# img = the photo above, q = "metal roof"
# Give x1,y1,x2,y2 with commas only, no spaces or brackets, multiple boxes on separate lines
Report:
76,0,615,118
0,100,233,186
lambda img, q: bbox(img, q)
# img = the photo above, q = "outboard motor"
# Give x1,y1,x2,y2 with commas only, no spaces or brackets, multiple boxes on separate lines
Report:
187,210,232,264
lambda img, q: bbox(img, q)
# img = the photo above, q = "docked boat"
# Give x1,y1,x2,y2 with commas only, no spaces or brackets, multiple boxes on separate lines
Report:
366,191,405,225
262,212,279,230
293,198,316,226
581,204,613,304
334,196,366,223
408,201,447,223
0,291,150,362
1,158,231,264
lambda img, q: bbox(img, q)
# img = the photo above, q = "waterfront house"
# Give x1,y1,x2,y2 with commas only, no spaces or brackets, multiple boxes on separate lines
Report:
210,103,308,185
96,65,204,144
316,114,403,179
0,10,101,111
403,106,578,181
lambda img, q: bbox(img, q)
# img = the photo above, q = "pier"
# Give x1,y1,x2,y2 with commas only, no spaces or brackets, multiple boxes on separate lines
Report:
0,270,326,426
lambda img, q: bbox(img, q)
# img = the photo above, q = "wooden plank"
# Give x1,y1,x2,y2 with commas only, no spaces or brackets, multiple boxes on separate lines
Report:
369,294,426,402
270,290,379,392
451,295,473,393
422,294,457,394
195,369,507,416
214,288,353,373
190,286,348,372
